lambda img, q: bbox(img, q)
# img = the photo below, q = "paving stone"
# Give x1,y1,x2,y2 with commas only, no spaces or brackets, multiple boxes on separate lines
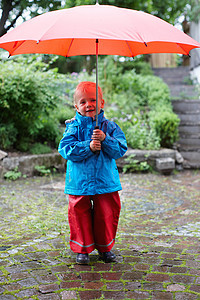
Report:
0,295,16,300
0,276,7,283
37,293,61,300
15,288,39,298
80,272,101,281
57,272,80,281
167,284,186,291
36,274,58,284
175,292,199,299
20,261,44,270
134,263,151,271
60,281,82,289
152,291,173,299
126,290,150,299
172,274,196,284
125,271,147,281
105,281,124,290
189,285,200,293
4,283,22,291
18,277,38,287
103,290,126,299
169,266,188,273
102,272,122,280
112,263,133,271
39,283,59,293
146,273,170,282
27,252,48,260
74,264,91,272
84,281,104,289
5,265,26,274
142,282,164,290
92,262,111,271
186,260,200,268
152,266,168,272
1,171,200,299
61,290,77,299
78,290,101,299
51,265,69,273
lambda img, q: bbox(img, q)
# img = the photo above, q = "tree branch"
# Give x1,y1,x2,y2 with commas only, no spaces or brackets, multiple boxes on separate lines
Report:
0,0,13,36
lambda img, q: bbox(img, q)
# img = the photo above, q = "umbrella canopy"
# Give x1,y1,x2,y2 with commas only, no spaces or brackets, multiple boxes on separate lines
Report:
0,3,200,126
0,3,199,58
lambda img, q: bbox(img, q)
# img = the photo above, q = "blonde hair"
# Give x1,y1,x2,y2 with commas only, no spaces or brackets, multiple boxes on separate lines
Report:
73,81,103,104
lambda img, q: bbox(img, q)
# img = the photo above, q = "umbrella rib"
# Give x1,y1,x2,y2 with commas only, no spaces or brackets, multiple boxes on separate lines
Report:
66,38,74,57
8,40,26,57
176,43,189,56
126,41,134,58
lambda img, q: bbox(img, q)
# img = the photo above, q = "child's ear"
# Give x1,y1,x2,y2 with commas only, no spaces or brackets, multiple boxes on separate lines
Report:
74,103,80,113
101,99,105,108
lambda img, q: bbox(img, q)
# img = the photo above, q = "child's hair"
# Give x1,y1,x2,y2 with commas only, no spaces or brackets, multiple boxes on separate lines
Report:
73,81,103,104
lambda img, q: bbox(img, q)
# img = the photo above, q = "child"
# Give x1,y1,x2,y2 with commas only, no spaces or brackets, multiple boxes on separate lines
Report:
58,81,127,264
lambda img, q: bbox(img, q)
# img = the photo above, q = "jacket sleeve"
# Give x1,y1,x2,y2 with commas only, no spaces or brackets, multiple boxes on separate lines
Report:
101,122,127,160
58,125,93,162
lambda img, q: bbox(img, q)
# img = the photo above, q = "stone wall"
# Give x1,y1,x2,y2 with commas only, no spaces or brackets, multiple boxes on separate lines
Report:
0,148,183,179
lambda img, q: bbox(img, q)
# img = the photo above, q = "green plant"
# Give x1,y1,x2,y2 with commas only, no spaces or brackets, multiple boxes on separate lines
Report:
123,154,151,173
0,123,17,150
34,165,51,176
4,167,22,181
0,59,66,150
149,110,180,148
30,143,52,155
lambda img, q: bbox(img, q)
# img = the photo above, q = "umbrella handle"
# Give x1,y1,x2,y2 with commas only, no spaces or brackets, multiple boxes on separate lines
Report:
94,125,100,155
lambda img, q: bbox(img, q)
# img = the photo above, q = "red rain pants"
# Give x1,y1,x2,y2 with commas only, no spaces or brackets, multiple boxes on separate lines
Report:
68,191,121,253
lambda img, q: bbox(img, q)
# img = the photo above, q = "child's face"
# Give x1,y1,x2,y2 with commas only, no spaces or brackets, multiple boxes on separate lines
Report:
74,86,104,119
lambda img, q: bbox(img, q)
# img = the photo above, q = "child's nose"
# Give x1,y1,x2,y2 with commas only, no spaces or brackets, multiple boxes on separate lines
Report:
87,101,92,107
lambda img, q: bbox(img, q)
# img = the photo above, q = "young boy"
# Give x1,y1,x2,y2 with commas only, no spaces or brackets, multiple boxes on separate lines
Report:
58,81,127,264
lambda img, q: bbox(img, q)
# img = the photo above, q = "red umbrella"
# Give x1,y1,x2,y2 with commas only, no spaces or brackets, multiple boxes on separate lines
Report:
0,3,200,125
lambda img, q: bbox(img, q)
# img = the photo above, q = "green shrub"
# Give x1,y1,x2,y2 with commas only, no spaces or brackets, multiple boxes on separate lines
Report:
30,143,52,155
149,110,180,148
0,123,17,150
102,64,179,150
55,104,75,125
0,59,66,150
125,111,160,150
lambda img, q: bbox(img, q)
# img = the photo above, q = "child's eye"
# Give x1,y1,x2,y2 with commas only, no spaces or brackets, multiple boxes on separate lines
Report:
91,99,96,102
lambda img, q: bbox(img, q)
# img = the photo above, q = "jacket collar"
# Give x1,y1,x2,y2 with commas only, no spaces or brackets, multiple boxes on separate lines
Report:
75,109,105,126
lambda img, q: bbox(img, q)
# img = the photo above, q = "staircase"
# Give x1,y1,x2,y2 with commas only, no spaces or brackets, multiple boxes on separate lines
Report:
153,67,200,168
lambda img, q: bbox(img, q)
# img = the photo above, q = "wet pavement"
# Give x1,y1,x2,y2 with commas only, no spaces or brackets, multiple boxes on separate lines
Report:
0,170,200,299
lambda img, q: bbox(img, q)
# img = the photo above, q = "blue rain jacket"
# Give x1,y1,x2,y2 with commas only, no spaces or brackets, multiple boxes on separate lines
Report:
58,110,127,195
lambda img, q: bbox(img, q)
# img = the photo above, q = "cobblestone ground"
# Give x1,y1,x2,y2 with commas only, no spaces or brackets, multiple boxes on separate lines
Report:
0,170,200,300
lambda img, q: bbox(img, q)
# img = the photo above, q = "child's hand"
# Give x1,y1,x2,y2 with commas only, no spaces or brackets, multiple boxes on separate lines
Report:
90,140,101,152
92,129,106,142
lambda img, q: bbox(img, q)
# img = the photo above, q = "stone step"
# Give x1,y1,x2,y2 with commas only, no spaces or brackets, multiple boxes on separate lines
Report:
153,67,190,78
162,78,190,85
176,113,200,125
178,125,200,138
180,151,200,168
177,143,200,151
178,138,200,147
169,85,199,99
172,100,200,113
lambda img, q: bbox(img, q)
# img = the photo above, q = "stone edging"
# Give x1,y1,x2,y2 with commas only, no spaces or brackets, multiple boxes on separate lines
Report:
0,148,184,179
